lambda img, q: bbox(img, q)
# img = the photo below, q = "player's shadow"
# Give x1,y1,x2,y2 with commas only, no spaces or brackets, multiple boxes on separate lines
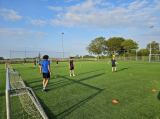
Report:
157,91,160,101
79,69,105,75
116,67,131,72
37,96,57,119
47,73,105,91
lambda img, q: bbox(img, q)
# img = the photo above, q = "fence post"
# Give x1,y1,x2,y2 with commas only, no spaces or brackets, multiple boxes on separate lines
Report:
124,50,125,61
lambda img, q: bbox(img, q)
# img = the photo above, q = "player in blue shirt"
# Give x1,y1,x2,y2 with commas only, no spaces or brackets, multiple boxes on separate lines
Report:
108,57,118,72
69,57,76,76
40,55,52,92
38,58,41,68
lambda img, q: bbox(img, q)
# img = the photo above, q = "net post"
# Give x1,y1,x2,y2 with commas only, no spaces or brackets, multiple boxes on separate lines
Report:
6,68,11,119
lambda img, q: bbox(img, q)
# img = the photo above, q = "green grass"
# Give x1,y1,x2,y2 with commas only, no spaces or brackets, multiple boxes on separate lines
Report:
0,61,160,119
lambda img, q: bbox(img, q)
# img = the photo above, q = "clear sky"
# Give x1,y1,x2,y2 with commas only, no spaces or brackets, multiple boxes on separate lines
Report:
0,0,160,59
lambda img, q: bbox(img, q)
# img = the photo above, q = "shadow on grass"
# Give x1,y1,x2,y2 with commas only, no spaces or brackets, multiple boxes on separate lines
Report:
57,89,105,119
157,91,160,101
37,97,57,119
116,67,131,72
33,73,105,91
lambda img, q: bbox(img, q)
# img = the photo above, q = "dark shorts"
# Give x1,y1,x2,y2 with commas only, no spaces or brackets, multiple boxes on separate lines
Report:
56,62,58,64
24,61,26,63
39,63,41,65
112,65,116,67
70,67,74,70
37,61,38,63
43,73,50,78
34,63,36,66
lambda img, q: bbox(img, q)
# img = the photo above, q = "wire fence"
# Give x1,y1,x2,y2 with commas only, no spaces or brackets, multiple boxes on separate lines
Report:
1,55,160,64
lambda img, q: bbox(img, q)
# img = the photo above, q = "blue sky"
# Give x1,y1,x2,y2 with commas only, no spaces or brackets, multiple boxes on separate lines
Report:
0,0,160,58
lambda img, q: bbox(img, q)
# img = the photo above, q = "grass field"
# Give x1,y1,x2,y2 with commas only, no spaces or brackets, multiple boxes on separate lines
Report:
0,61,160,119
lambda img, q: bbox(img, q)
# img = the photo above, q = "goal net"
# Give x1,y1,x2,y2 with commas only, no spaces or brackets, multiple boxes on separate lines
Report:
10,51,70,63
5,63,48,119
150,54,160,62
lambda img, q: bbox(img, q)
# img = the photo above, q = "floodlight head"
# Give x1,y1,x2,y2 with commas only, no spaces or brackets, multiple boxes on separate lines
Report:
150,26,153,28
62,32,64,34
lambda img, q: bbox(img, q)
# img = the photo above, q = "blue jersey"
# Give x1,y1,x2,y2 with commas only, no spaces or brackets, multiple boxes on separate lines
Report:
111,59,116,65
39,59,41,64
41,60,50,73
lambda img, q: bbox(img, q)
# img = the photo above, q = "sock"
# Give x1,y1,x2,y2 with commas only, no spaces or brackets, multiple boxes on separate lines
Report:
73,73,74,75
43,87,46,90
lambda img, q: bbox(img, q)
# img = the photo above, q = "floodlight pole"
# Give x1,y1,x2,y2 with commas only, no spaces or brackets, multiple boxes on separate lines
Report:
62,33,64,61
10,51,11,63
150,26,153,62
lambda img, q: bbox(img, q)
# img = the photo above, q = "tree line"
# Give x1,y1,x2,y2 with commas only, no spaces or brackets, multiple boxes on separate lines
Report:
86,37,160,60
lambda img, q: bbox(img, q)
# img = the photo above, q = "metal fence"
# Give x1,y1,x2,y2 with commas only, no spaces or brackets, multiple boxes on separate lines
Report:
1,56,159,64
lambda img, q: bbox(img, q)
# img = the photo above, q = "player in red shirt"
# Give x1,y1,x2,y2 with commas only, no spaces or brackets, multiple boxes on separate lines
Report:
69,57,76,76
55,58,58,67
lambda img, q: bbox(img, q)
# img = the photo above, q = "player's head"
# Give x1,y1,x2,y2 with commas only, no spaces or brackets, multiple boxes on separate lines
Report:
113,57,115,59
71,57,73,60
43,55,49,60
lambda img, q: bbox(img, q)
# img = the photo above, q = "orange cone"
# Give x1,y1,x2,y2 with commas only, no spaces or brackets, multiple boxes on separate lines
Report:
130,74,132,75
77,74,79,76
106,71,108,72
152,89,156,92
55,77,57,78
93,72,94,74
112,100,118,103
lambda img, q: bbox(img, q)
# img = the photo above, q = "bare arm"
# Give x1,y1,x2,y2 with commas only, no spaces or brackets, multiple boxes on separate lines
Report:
48,65,52,75
108,60,110,64
115,62,118,64
40,66,42,75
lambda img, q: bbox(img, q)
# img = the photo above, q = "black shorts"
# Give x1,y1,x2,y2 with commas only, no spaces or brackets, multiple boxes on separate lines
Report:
56,62,58,64
43,73,50,78
70,67,74,70
39,63,41,65
112,65,116,67
37,61,38,63
24,61,26,63
34,63,36,66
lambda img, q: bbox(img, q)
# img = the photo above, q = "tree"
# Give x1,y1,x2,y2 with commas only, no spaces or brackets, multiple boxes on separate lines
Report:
0,57,4,60
121,39,138,53
137,49,149,56
86,37,105,60
105,37,125,55
38,52,41,58
83,55,95,58
74,55,79,58
146,41,159,54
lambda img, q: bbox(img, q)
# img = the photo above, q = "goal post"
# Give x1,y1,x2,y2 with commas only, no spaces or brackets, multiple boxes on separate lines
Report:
150,54,160,62
5,63,48,119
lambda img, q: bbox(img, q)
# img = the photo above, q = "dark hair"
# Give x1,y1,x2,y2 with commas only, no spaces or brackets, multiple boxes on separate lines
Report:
43,55,49,59
71,57,74,59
